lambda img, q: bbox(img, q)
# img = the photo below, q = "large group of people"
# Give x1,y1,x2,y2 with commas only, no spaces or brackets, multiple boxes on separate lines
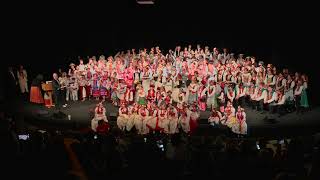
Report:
21,45,310,135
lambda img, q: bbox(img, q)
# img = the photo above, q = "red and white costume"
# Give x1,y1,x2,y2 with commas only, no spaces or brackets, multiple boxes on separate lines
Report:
91,104,108,132
189,106,200,134
135,107,149,134
117,105,129,131
168,107,179,134
233,109,247,135
179,109,190,133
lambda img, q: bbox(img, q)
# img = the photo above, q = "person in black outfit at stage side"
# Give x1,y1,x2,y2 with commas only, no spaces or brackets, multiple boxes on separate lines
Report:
52,73,61,108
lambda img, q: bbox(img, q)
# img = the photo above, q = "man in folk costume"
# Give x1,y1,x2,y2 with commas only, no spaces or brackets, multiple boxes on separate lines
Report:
206,80,218,110
17,65,28,94
117,102,129,131
189,103,200,135
233,106,247,135
198,80,207,111
78,75,87,101
91,102,108,132
147,83,156,103
208,108,222,126
168,105,179,134
276,72,287,91
188,77,199,104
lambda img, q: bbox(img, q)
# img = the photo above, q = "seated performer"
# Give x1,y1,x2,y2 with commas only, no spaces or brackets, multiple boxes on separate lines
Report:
208,107,222,126
117,102,129,131
232,106,247,135
135,105,149,134
179,104,190,134
91,102,108,132
168,105,179,134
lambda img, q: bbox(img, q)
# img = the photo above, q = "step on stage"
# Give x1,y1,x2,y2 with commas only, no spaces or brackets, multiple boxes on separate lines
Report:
20,100,320,138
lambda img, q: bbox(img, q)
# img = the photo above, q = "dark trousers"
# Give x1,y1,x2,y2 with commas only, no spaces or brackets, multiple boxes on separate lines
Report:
53,90,62,108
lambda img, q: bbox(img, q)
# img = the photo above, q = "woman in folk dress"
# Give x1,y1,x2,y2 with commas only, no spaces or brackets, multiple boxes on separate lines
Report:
179,104,190,134
126,103,139,132
117,102,129,131
168,105,179,134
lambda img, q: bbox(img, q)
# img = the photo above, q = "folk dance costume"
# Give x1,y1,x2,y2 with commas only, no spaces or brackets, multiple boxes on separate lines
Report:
137,87,147,106
125,86,135,105
117,82,127,104
189,105,200,135
100,78,108,101
69,79,79,101
300,81,309,109
91,103,108,132
233,109,247,135
135,106,149,134
168,106,179,134
157,108,168,133
188,81,199,104
198,83,207,111
178,107,190,133
117,104,129,130
147,84,156,103
126,104,138,132
206,83,218,110
111,81,119,106
177,91,186,112
141,68,152,94
208,110,222,125
91,75,100,100
146,105,158,131
78,77,87,101
223,102,236,128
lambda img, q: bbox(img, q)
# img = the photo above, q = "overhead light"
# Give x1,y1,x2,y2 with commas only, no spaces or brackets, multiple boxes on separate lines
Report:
136,0,155,5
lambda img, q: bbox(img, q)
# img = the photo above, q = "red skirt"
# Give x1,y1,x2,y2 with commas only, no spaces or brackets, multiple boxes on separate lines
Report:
30,86,44,104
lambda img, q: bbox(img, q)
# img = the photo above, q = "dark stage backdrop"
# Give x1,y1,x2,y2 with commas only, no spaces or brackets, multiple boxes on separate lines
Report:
2,0,319,106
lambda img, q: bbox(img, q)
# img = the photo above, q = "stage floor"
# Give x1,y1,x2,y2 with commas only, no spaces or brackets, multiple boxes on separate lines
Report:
11,99,320,138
